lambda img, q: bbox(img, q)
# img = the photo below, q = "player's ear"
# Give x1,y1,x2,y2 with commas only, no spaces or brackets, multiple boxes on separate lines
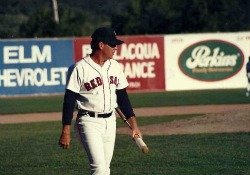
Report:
98,42,105,50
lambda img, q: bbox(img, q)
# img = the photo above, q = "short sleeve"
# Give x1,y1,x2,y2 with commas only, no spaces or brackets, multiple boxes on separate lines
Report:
66,65,82,93
116,63,129,90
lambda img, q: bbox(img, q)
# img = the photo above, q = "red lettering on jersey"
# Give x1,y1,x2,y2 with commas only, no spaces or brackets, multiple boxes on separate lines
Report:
84,77,103,91
110,76,118,86
84,83,92,91
113,77,118,85
110,76,114,84
96,77,103,86
90,79,97,89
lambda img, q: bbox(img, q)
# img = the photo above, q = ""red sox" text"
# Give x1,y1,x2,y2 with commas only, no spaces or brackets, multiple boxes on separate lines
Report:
84,76,119,91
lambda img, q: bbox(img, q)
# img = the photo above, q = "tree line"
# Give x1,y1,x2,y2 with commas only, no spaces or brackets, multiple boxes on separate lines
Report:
0,0,249,38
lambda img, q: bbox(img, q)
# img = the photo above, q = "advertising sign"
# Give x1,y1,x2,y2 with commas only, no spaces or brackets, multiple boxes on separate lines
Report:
179,40,244,81
165,32,250,90
74,35,165,92
0,39,74,95
74,37,91,62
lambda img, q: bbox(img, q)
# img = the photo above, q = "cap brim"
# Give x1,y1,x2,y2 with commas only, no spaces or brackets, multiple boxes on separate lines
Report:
115,39,124,45
108,39,124,46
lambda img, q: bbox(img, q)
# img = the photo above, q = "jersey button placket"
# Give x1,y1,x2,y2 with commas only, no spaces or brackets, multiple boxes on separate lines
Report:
101,68,107,113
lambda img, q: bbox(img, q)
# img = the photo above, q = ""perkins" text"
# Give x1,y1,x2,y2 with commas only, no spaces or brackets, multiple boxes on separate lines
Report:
186,46,238,69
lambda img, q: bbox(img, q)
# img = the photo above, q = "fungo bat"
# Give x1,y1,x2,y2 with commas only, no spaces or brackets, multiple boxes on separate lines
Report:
115,108,149,154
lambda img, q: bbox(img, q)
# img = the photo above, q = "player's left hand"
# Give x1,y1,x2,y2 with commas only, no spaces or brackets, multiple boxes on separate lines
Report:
127,116,142,138
132,127,142,139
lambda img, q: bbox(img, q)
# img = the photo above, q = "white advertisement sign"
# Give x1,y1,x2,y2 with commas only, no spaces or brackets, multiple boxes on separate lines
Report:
164,32,250,91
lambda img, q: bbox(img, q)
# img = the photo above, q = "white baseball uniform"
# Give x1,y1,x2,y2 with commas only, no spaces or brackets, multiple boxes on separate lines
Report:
66,55,128,175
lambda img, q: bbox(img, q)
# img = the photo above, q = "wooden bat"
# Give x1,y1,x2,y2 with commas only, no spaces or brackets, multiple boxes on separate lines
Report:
115,108,149,154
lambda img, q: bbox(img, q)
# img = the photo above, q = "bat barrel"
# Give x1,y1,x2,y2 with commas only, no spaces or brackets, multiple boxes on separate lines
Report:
115,107,149,154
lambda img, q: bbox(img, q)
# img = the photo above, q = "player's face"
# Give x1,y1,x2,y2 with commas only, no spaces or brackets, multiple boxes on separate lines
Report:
102,43,117,59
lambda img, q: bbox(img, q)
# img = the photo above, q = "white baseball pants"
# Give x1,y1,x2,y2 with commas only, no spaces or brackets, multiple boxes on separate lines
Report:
75,113,116,175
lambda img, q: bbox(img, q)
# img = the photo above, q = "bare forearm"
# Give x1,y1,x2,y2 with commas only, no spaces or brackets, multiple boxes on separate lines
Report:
62,125,71,134
59,124,71,149
127,116,139,130
127,116,141,138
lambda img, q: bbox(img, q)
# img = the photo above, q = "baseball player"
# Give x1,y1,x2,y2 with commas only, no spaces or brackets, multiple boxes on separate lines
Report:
58,27,142,175
246,56,250,97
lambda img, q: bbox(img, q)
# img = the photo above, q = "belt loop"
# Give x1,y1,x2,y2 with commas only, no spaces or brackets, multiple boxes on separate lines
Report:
94,112,98,118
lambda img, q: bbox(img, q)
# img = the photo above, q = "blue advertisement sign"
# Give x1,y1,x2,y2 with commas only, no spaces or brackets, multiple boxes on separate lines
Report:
0,39,74,96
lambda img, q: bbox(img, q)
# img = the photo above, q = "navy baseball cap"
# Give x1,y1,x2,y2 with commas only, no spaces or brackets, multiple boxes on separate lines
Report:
91,27,124,47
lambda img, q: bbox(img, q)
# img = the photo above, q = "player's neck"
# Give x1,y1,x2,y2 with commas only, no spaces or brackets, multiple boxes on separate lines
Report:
90,53,106,66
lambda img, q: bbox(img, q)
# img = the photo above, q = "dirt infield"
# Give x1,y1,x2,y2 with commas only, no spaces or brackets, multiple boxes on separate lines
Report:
0,104,249,135
118,109,250,135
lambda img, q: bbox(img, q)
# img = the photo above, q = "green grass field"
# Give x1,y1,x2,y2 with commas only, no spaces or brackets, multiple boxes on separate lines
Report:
0,89,249,174
0,118,249,175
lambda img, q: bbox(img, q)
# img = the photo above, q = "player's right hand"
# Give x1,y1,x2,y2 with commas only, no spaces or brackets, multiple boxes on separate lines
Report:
59,132,71,149
59,125,71,149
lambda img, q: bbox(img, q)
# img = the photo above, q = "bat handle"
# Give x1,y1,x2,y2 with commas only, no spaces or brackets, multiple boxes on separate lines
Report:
125,121,132,130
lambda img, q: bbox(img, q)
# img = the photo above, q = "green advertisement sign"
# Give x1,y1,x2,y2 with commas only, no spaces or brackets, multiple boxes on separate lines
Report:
179,40,244,81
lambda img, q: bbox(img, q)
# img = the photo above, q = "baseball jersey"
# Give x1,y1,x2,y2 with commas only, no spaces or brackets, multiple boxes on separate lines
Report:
66,55,128,113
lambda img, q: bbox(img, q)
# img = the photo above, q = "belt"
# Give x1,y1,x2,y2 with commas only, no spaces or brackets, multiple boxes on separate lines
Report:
78,110,112,118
